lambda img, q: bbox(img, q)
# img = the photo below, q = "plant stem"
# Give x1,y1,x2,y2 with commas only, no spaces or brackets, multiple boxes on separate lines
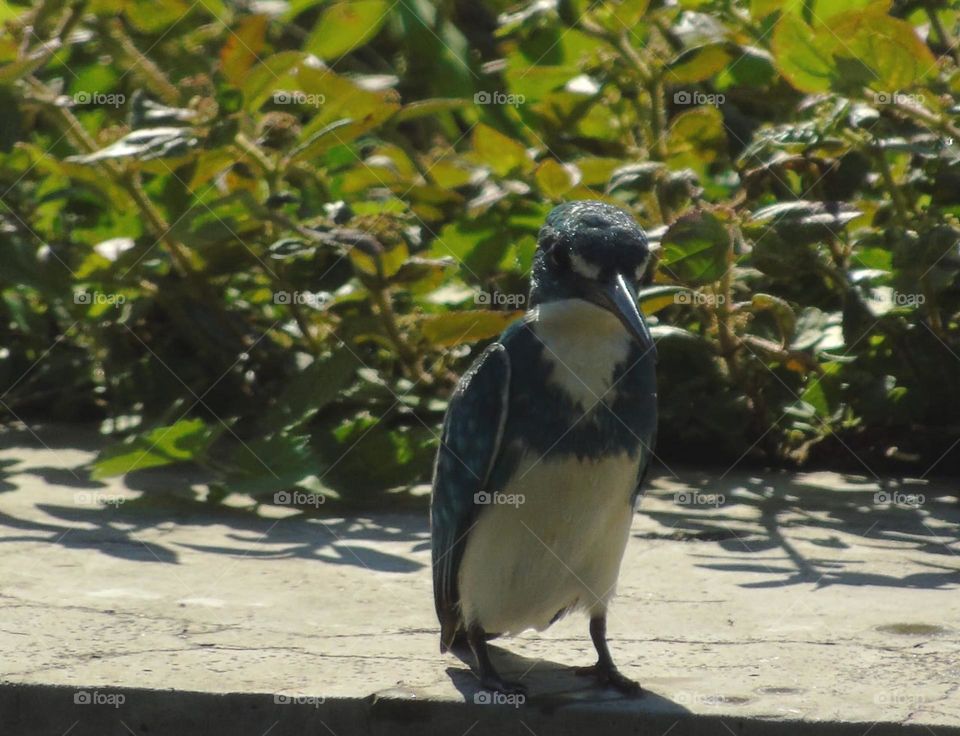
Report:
369,285,423,381
926,6,960,67
872,148,910,226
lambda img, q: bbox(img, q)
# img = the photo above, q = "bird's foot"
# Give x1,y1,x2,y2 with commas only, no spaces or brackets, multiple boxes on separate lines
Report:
478,675,527,697
575,662,642,695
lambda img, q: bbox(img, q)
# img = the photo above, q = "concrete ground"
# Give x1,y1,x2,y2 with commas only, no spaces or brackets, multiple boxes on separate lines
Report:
0,425,958,735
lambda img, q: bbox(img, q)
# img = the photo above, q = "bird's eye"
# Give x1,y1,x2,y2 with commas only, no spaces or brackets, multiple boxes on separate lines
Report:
550,245,570,271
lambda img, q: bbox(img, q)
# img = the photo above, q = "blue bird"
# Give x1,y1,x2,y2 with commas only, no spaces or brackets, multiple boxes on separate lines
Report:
431,200,658,695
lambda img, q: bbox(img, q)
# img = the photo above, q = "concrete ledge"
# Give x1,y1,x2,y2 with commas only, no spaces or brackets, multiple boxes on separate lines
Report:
1,427,958,735
5,683,960,736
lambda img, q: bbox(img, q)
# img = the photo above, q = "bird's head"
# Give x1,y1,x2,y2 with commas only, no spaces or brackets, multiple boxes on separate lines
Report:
530,200,655,355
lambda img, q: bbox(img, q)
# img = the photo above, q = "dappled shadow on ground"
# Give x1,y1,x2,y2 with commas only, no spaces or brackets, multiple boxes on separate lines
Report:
638,469,960,590
0,424,430,571
1,425,957,585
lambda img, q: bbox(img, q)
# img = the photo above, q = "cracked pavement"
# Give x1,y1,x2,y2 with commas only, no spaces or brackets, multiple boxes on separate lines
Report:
0,427,958,733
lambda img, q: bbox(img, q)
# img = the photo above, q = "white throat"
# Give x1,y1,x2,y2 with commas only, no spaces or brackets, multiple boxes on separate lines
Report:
530,299,632,409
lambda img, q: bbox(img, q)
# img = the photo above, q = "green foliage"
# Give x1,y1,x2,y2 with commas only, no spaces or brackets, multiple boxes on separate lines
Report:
1,0,959,506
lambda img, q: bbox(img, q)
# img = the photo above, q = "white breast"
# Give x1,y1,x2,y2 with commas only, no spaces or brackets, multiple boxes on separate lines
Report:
457,450,639,635
532,300,632,409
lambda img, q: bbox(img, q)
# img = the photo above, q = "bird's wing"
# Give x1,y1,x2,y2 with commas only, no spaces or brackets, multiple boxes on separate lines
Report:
631,424,658,506
431,341,511,648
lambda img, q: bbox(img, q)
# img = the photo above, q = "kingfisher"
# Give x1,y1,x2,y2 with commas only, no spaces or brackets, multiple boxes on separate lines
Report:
431,200,658,695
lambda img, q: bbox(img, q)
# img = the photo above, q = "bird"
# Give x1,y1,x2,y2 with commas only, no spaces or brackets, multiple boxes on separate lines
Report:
430,200,658,695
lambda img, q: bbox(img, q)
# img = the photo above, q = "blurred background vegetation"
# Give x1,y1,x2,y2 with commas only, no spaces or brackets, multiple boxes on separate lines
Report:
1,0,959,506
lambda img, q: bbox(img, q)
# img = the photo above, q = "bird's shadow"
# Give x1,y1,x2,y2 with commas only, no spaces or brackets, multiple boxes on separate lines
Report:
444,642,688,712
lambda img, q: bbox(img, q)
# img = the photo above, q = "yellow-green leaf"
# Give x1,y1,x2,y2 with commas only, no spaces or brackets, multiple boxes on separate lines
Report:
535,159,578,198
665,43,734,84
471,124,532,177
220,14,268,87
305,1,391,60
420,310,522,347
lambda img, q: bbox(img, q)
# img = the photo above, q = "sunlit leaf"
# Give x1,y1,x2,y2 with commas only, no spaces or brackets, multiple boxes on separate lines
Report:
93,419,218,479
305,1,392,60
420,310,523,347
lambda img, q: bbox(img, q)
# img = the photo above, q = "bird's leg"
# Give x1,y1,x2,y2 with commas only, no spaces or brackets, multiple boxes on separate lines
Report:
467,623,527,696
575,614,641,694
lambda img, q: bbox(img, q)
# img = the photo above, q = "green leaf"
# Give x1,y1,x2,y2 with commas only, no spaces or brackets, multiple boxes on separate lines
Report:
608,162,666,193
773,10,936,94
750,293,797,342
638,285,687,315
830,11,937,92
665,43,734,84
420,310,522,347
225,433,324,496
667,107,726,176
266,350,357,431
748,201,860,244
773,14,840,93
660,210,731,286
93,419,217,479
590,0,650,31
470,124,532,177
220,13,268,86
535,159,578,198
68,127,196,164
305,1,392,60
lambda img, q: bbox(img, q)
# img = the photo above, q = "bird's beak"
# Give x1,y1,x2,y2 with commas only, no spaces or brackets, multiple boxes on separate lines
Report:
591,273,657,358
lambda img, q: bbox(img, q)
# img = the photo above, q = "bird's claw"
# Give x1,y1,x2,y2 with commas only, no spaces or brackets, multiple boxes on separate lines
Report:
575,662,642,695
